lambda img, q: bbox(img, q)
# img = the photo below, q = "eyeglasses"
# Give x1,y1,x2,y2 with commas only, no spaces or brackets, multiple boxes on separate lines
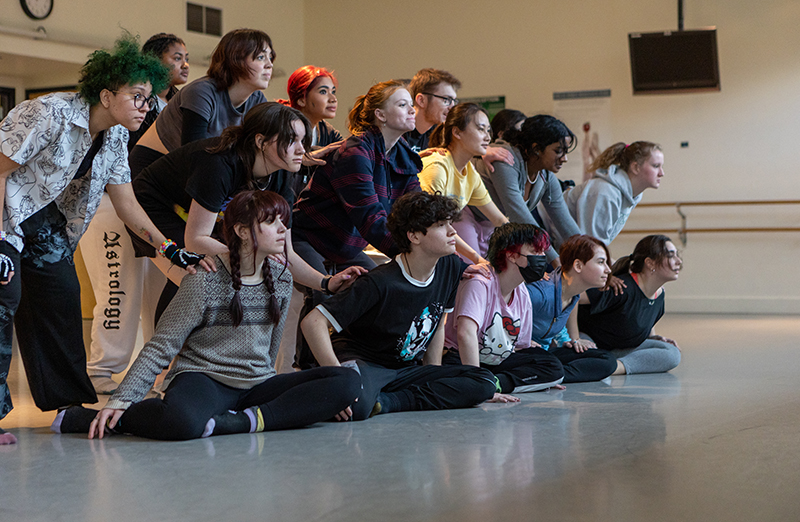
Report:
113,91,157,111
422,92,458,107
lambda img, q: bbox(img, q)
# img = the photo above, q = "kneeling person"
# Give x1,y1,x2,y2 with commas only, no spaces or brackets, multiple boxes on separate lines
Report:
443,223,564,401
301,192,496,420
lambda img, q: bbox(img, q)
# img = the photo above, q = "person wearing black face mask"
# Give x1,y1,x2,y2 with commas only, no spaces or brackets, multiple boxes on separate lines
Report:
442,223,565,403
517,254,548,284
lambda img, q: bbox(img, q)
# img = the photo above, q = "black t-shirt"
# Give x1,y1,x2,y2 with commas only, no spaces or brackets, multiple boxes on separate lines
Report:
403,126,433,153
132,137,295,227
319,254,465,369
578,272,665,350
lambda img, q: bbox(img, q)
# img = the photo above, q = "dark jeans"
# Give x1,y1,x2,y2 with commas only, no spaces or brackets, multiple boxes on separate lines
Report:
291,239,377,369
0,204,97,419
113,367,360,440
550,347,618,383
351,360,496,421
443,347,564,393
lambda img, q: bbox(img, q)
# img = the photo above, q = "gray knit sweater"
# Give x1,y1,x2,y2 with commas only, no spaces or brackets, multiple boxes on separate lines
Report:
106,257,292,410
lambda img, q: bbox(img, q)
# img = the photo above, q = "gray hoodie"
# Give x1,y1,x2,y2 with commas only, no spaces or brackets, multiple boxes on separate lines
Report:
541,164,642,248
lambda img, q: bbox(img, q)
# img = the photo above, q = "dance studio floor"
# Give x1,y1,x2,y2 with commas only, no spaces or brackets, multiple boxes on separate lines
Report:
2,314,800,521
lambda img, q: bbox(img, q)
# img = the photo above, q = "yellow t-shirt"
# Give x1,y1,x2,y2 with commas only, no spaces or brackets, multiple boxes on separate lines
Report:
419,150,493,209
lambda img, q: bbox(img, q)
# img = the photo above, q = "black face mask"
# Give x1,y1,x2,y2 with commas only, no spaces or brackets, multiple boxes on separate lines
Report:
519,255,548,284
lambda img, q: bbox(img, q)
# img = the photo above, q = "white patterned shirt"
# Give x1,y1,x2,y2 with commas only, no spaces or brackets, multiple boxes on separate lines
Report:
0,92,130,253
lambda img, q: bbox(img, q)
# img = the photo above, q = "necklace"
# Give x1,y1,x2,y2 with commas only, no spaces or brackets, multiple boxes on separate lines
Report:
403,253,413,279
526,169,540,184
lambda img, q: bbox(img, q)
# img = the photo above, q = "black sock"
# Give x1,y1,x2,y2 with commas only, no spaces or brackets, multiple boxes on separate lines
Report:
207,407,260,437
56,406,99,434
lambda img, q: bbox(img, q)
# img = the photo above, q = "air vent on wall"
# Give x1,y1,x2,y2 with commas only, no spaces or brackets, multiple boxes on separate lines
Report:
187,3,222,36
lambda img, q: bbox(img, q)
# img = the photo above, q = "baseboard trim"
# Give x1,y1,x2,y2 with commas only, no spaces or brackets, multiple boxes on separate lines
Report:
666,297,800,315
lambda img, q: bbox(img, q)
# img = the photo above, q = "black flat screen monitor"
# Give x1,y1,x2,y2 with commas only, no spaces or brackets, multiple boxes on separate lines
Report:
629,29,720,94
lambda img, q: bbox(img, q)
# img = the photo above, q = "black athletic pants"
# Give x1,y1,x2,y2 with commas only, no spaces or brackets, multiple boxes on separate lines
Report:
442,348,564,393
351,360,496,421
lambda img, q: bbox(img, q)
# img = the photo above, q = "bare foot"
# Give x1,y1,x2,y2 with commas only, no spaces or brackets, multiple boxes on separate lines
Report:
548,384,566,391
0,427,17,445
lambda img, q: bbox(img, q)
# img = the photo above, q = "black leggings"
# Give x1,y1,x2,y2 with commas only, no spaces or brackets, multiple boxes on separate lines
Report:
550,347,618,383
115,367,360,440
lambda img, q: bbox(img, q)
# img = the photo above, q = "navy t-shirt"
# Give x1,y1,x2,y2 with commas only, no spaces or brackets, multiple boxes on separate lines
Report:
578,272,665,350
318,254,465,369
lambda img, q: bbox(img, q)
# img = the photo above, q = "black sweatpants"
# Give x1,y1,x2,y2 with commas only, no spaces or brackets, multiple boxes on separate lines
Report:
0,204,97,418
550,347,618,383
351,360,496,421
114,367,360,440
443,347,564,393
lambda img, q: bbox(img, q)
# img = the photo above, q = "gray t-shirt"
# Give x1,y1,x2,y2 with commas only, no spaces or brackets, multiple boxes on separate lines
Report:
155,76,268,152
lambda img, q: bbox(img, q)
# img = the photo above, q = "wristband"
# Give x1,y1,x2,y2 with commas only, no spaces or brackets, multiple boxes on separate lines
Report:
321,275,334,295
0,231,7,242
158,239,177,258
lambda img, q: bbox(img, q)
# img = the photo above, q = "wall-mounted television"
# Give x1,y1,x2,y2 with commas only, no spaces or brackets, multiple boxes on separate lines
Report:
628,28,720,94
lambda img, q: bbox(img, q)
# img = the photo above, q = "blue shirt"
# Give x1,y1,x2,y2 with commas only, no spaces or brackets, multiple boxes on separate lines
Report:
526,268,579,348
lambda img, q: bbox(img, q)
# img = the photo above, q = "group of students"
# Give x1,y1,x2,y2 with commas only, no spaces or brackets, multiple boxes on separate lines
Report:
0,28,681,446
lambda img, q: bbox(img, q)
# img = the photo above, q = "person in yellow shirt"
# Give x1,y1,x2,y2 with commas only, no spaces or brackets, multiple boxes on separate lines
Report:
419,103,509,264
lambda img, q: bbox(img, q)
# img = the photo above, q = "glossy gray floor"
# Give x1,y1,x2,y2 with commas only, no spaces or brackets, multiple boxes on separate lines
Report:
2,314,800,522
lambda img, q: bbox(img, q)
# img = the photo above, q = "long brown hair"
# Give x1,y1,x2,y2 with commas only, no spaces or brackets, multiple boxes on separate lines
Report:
207,102,311,187
221,190,290,327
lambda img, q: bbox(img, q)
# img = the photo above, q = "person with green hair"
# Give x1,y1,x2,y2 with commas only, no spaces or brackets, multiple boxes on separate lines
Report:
0,35,205,445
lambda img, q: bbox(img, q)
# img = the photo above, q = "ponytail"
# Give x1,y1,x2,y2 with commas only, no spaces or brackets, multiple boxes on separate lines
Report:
347,79,407,135
589,141,661,173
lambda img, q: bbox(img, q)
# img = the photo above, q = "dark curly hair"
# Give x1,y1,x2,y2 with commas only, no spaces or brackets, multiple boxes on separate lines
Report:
504,114,577,163
78,34,171,105
486,223,551,273
387,192,461,254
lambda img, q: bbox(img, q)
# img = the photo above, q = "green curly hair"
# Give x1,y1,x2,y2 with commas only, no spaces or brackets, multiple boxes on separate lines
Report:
78,34,171,105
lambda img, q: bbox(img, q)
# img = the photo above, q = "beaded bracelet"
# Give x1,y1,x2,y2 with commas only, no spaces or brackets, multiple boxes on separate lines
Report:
157,239,177,258
0,231,6,242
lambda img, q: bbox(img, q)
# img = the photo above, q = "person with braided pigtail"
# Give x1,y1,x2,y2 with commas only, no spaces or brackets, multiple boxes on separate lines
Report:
0,35,206,445
53,190,360,441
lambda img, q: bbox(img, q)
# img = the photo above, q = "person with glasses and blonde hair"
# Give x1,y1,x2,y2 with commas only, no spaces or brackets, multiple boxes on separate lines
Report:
0,35,205,445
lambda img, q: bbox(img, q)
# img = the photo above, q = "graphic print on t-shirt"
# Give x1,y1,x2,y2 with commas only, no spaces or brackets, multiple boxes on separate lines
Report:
479,312,521,365
397,303,444,361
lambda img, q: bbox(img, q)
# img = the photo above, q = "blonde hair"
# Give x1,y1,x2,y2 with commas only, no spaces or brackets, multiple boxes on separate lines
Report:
589,141,661,173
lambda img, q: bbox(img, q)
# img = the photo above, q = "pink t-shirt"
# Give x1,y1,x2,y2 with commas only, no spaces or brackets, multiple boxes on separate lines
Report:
444,270,533,365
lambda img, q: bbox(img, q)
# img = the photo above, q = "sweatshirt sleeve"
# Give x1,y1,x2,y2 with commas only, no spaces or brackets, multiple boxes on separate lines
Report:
487,160,537,225
104,271,208,410
540,173,581,242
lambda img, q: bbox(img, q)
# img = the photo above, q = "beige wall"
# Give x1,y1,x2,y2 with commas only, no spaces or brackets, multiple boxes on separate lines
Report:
0,0,306,100
2,1,798,314
305,0,800,314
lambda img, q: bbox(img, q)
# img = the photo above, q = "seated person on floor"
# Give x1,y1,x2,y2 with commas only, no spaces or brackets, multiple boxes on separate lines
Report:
527,234,621,383
301,191,497,420
443,223,565,402
52,190,360,441
577,234,682,375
